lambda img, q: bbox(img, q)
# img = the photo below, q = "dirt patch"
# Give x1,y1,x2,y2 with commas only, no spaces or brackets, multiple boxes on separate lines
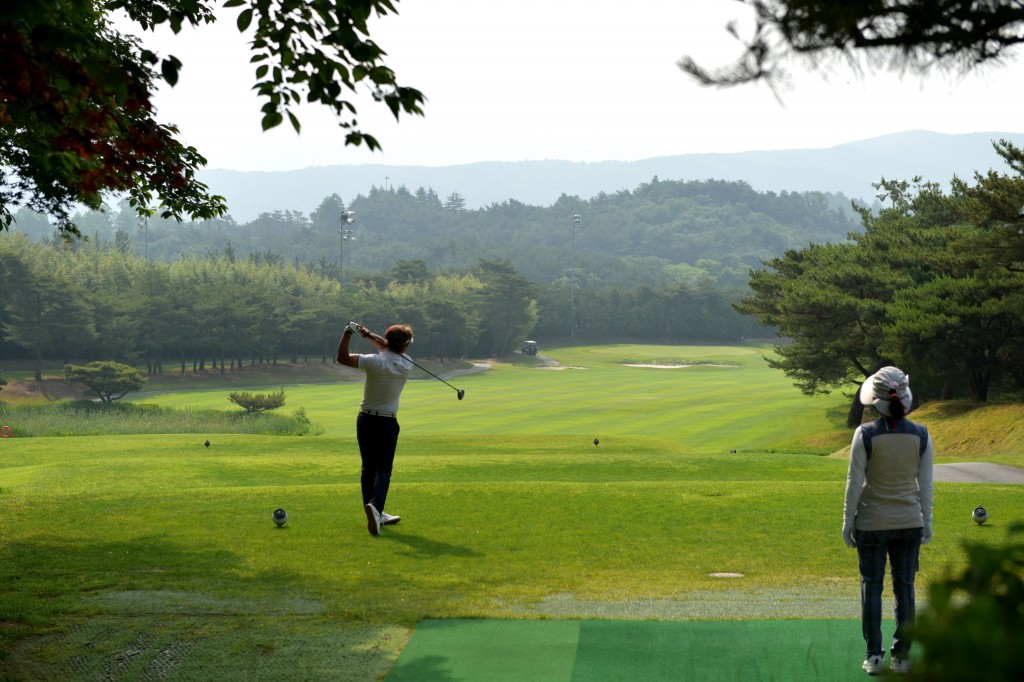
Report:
2,378,85,402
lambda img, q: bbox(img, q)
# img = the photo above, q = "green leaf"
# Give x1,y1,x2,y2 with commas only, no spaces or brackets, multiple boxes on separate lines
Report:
261,111,284,131
236,8,253,32
161,58,180,86
287,110,301,133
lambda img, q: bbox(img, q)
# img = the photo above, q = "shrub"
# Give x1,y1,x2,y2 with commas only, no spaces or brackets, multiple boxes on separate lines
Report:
228,388,286,413
64,361,145,402
907,524,1024,680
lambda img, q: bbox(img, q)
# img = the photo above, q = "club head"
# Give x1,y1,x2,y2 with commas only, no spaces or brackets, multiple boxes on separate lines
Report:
457,389,465,401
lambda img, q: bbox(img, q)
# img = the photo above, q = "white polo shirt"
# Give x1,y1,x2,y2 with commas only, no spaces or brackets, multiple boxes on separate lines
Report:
357,350,412,414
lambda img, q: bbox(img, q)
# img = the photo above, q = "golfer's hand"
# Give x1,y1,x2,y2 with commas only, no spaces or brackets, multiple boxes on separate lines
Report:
842,520,856,548
922,522,932,544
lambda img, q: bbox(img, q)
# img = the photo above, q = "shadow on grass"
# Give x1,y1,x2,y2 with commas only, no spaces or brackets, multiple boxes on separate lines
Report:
922,400,989,418
384,530,482,560
1,534,293,623
1,535,407,681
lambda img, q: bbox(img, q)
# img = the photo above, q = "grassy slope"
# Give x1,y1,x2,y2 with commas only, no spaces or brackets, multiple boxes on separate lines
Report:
1,344,1021,680
827,401,1024,466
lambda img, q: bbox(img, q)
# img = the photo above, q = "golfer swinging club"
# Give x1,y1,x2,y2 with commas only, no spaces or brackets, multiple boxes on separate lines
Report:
337,322,414,536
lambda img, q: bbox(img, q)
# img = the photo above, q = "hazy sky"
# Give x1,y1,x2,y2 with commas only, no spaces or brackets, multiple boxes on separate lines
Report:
136,0,1024,172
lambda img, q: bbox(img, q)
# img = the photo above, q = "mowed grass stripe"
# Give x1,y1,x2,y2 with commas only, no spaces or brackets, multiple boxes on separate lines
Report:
132,345,848,451
2,433,850,499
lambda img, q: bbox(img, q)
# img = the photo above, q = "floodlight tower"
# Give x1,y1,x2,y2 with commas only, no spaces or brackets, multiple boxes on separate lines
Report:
571,213,581,338
339,210,356,299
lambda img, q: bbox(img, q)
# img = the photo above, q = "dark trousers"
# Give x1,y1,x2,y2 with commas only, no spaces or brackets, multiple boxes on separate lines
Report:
356,413,400,512
856,527,923,659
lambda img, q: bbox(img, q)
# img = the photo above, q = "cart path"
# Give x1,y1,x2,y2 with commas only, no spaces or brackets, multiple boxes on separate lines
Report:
933,462,1024,484
435,361,493,380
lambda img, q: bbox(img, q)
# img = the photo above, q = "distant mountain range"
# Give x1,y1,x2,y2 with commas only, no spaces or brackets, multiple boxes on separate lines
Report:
199,130,1024,222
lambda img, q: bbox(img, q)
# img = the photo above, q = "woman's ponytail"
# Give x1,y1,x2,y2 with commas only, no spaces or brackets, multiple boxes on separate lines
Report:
888,389,906,420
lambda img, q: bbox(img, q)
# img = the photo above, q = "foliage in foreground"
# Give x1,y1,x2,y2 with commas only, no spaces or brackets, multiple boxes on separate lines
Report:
907,524,1024,681
681,1,1024,89
1,0,424,236
0,400,316,437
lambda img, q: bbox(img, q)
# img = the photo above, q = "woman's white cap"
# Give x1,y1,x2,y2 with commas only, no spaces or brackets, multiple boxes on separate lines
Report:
859,366,913,416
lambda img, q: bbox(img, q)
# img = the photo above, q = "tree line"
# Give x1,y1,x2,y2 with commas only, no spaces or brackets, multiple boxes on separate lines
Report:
10,178,860,292
738,140,1024,422
0,231,760,379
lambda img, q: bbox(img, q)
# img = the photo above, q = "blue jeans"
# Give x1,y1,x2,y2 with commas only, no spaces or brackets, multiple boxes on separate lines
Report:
856,527,923,659
356,413,400,513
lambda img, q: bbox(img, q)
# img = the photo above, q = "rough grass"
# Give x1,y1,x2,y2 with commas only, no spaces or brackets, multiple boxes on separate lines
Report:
917,401,1024,465
0,400,316,437
828,401,1024,468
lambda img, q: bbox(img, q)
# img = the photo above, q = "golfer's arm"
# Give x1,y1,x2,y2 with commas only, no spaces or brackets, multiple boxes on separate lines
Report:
337,331,359,368
363,330,389,351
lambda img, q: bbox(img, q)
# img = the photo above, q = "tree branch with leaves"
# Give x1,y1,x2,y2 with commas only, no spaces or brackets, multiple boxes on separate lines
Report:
680,1,1024,91
1,0,425,237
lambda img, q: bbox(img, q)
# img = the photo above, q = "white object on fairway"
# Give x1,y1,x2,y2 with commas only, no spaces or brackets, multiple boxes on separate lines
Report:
273,507,288,527
972,506,988,525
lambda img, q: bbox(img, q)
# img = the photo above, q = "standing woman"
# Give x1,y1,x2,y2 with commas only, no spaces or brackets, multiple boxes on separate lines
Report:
337,323,415,536
843,366,934,676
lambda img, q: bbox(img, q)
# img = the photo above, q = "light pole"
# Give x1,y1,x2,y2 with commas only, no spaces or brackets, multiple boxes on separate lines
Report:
570,214,581,338
137,212,149,260
339,210,355,299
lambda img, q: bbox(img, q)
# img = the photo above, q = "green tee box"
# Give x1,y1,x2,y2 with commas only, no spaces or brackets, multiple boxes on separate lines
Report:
388,618,903,682
387,619,581,681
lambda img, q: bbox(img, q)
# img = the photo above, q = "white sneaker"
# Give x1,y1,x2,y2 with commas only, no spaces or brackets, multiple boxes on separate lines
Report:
380,512,401,525
364,503,381,536
862,655,884,675
890,657,910,675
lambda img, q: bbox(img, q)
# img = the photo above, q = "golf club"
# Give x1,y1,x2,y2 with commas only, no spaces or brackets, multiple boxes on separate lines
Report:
404,355,466,400
351,323,466,400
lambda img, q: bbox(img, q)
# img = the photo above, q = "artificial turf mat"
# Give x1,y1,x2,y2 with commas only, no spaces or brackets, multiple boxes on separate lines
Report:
387,618,909,681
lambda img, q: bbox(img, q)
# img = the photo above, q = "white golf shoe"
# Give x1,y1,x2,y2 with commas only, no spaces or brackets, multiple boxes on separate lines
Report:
862,655,884,675
381,512,401,525
364,503,381,536
890,657,910,675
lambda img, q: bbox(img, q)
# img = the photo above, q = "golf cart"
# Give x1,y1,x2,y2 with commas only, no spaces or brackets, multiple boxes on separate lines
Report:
521,340,538,356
